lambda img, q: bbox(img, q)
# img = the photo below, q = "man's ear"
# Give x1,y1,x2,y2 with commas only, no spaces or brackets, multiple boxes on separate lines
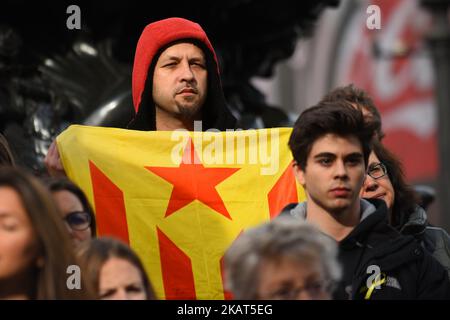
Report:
293,163,306,187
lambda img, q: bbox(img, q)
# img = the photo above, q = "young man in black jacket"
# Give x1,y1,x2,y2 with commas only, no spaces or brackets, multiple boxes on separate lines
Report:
282,101,450,299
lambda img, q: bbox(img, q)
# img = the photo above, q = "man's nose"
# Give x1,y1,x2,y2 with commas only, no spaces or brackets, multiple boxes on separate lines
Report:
334,161,348,178
179,61,195,82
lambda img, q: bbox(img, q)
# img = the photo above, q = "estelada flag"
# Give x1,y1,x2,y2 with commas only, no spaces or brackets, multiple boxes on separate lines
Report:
57,125,305,299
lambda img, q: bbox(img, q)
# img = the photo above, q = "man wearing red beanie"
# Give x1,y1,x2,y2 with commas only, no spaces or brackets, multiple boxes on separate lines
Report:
127,17,236,131
45,17,237,175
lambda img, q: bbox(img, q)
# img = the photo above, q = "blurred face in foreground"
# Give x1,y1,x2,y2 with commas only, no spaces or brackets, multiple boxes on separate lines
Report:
53,190,92,246
257,255,331,300
0,187,41,296
98,257,147,300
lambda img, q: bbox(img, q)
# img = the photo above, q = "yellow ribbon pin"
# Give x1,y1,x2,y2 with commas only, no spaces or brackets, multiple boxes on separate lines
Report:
364,273,387,300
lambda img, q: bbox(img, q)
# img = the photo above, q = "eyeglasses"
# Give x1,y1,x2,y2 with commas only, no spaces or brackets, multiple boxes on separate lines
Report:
64,211,91,231
263,280,331,300
367,162,388,180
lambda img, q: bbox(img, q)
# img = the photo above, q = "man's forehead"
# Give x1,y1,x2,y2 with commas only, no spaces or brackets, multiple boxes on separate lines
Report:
159,42,205,59
309,133,363,157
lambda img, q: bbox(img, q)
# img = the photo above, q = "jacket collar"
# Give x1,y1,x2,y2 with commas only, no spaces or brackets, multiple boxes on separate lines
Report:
400,205,428,235
287,198,377,223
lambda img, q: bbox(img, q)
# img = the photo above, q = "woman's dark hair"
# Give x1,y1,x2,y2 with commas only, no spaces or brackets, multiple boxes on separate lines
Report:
77,237,156,300
45,178,96,237
371,140,419,228
0,133,15,166
321,84,384,140
289,101,377,170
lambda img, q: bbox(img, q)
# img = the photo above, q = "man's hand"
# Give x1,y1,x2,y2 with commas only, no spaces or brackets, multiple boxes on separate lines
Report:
44,140,67,177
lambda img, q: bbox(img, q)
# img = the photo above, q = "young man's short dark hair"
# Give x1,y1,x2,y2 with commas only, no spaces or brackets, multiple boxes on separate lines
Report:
288,101,377,170
321,84,384,140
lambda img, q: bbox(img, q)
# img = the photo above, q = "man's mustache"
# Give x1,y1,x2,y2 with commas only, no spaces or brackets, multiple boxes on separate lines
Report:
176,86,198,94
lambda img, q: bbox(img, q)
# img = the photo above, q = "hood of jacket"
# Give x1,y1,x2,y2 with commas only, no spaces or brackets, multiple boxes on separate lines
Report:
282,199,450,299
282,198,420,271
284,198,377,223
128,17,236,131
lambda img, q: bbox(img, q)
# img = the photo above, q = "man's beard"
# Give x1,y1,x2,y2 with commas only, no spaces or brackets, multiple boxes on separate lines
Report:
176,101,202,119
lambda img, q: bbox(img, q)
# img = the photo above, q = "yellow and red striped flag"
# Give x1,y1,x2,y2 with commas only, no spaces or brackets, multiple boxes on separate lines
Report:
57,125,305,299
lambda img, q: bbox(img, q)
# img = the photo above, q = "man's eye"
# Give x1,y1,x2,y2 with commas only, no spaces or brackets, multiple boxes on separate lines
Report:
319,159,332,166
347,158,362,166
191,62,205,68
163,62,177,67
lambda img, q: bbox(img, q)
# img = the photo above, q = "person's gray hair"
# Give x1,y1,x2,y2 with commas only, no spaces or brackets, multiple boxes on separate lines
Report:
224,216,342,299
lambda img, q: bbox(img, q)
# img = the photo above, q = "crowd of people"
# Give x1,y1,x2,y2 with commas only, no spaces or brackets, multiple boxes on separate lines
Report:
1,17,450,300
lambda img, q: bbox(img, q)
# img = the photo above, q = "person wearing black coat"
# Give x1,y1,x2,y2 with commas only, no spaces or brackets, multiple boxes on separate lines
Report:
282,199,450,299
361,140,450,279
283,100,450,299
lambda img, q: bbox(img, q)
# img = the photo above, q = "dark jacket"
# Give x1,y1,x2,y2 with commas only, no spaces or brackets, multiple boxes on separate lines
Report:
281,199,450,299
400,205,450,280
128,17,236,131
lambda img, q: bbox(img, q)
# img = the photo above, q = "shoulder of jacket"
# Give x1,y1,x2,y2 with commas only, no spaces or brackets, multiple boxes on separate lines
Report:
280,202,299,215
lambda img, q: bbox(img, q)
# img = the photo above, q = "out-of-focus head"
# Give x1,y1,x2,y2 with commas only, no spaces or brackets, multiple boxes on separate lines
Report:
321,84,384,140
45,178,96,247
77,237,156,300
224,217,341,300
0,167,92,299
0,180,41,297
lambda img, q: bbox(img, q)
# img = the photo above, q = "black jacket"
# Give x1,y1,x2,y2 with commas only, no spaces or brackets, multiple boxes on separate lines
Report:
281,199,450,300
399,205,450,280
